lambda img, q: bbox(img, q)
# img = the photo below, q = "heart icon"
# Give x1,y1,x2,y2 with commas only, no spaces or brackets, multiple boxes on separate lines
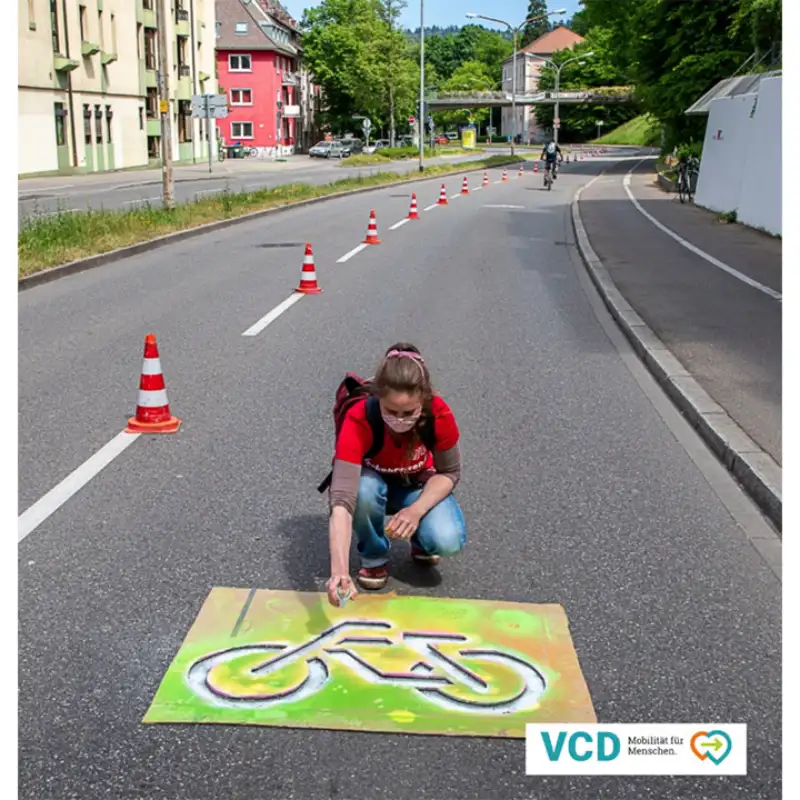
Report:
690,730,733,765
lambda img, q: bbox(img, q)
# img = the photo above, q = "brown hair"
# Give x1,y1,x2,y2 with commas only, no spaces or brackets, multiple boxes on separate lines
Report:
373,343,434,451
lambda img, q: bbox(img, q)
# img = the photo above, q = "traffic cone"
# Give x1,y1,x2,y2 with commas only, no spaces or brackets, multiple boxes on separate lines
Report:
363,209,381,244
408,193,420,220
533,162,539,174
126,334,181,434
461,176,469,194
437,183,449,205
482,171,489,188
295,243,323,294
518,163,525,177
501,168,508,182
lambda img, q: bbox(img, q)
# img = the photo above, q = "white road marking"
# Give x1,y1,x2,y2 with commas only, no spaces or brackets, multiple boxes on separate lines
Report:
195,188,222,198
483,204,525,209
423,203,439,211
450,193,463,199
473,186,482,191
242,293,305,337
337,242,369,263
623,163,781,302
389,218,410,230
18,431,141,543
494,179,504,184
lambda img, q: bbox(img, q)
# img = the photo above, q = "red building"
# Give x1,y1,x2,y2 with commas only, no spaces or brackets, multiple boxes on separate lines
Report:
215,0,313,155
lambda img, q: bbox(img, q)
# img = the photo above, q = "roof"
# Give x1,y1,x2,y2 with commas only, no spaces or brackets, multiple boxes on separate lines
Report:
215,0,299,55
685,70,782,115
522,26,585,56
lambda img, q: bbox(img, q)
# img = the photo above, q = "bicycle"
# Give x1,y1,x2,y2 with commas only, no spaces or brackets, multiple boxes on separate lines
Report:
543,162,554,190
185,619,548,715
677,157,699,204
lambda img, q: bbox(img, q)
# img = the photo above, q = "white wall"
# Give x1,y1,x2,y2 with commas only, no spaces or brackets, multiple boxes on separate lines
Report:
695,76,781,235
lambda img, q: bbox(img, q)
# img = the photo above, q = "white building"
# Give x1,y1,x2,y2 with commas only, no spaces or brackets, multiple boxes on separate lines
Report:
18,0,216,176
501,25,584,144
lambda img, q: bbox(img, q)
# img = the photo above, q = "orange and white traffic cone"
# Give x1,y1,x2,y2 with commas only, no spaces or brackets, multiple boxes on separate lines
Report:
437,183,449,205
126,334,181,434
501,168,508,182
533,162,539,174
363,209,381,244
518,163,525,177
408,193,420,220
482,171,489,188
295,243,323,294
461,176,470,194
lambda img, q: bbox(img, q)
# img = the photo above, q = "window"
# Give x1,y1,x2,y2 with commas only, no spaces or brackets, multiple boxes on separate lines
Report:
98,10,104,49
177,37,189,75
83,105,92,144
54,103,66,147
146,88,158,118
79,5,87,41
95,105,103,143
50,0,59,52
230,121,253,139
235,22,248,34
143,0,154,9
229,54,251,72
230,89,252,105
106,106,113,142
111,13,117,52
139,107,144,130
178,100,193,143
148,136,159,159
136,24,142,58
28,0,35,29
144,28,157,70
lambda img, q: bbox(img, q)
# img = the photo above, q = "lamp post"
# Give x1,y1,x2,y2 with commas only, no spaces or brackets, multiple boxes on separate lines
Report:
418,0,425,172
466,9,565,156
534,51,594,145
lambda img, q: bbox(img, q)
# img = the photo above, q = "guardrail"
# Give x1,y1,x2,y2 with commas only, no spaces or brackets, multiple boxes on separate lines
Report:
426,88,634,104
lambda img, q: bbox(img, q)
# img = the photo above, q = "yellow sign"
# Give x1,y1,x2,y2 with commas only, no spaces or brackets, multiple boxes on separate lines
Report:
159,99,169,114
461,128,476,150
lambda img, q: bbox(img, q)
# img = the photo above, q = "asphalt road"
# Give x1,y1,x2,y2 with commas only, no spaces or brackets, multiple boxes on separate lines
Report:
18,152,781,799
17,150,512,220
578,159,782,463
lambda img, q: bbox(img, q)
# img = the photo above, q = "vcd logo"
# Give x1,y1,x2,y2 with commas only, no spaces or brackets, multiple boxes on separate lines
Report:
541,730,621,762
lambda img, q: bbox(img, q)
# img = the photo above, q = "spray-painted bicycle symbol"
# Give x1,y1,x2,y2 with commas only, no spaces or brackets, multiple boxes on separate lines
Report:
186,620,547,715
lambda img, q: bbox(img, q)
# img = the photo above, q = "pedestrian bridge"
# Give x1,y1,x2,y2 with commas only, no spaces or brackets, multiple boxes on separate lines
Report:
426,88,634,110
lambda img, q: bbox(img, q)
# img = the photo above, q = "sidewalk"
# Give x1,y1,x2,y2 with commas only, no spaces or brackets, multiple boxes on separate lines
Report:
578,159,781,465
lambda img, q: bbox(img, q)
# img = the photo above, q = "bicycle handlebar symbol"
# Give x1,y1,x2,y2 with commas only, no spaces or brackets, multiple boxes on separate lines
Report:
186,620,547,715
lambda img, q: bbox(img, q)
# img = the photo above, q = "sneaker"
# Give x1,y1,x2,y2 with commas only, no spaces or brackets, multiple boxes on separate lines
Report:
411,544,440,566
357,565,389,590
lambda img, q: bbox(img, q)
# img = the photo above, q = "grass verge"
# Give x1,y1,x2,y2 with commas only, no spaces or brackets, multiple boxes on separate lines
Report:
591,115,661,146
19,154,519,278
342,146,476,167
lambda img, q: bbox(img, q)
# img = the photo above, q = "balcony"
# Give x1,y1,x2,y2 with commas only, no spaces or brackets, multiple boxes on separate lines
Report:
101,51,118,66
81,41,101,57
282,71,299,86
179,64,191,78
137,2,157,29
175,8,191,37
53,54,79,72
145,69,158,88
176,75,193,101
147,118,161,137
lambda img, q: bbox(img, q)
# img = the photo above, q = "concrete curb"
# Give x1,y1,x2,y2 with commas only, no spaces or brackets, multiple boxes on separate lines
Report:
571,179,782,533
19,158,518,292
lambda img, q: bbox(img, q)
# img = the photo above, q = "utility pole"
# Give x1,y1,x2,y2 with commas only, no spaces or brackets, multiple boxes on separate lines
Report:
156,0,175,209
418,0,424,173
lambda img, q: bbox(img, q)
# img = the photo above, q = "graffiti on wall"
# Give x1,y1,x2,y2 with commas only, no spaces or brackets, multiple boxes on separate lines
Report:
143,588,595,738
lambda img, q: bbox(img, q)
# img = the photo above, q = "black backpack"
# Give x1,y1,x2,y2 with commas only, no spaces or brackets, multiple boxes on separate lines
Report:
317,373,436,493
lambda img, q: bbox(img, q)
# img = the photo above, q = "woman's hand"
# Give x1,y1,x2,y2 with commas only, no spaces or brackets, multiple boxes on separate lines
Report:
385,506,422,540
327,574,358,607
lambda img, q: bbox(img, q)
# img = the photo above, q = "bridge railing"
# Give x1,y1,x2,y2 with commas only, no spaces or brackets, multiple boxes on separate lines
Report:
427,87,634,103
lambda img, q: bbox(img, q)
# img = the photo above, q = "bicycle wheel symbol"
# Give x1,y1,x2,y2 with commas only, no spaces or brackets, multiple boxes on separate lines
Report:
185,621,547,714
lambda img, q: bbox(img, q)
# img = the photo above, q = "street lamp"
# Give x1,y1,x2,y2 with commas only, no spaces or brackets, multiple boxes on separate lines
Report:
538,51,594,145
419,0,425,172
466,9,566,156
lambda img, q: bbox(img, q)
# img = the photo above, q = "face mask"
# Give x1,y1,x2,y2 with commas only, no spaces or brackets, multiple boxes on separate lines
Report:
381,407,421,434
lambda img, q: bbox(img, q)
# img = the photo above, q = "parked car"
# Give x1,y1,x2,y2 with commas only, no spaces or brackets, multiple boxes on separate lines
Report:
339,138,363,156
436,135,450,145
309,141,345,159
363,139,390,155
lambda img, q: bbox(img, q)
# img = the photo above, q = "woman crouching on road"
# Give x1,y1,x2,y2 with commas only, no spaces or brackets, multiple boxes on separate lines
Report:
326,344,467,606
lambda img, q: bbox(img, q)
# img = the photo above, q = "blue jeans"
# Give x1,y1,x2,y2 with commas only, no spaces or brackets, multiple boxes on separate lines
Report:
353,468,467,568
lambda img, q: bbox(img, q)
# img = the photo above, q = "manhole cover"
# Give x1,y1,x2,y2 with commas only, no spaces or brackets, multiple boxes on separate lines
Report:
256,243,305,249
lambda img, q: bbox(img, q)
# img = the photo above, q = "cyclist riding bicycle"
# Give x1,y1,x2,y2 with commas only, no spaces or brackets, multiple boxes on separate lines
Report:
540,139,562,179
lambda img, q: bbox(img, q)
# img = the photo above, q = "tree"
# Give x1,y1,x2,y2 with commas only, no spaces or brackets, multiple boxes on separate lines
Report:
377,0,409,145
434,61,494,132
520,1,551,49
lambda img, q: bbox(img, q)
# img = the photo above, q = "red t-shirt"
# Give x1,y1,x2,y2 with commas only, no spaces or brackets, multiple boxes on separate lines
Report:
335,395,459,478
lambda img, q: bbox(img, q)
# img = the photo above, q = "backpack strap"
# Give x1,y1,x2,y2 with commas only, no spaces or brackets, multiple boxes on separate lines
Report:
364,396,385,461
419,412,437,453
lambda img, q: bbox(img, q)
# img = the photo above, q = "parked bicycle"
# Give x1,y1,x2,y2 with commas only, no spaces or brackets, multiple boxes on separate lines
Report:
677,156,700,204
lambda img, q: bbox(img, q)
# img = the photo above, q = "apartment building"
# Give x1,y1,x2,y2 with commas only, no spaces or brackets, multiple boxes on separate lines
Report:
18,1,216,176
501,26,585,144
215,0,321,156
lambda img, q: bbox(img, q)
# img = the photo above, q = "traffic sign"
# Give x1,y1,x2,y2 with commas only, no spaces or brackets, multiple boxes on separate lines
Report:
408,115,415,124
192,93,227,108
554,117,560,124
159,99,169,114
362,118,372,133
